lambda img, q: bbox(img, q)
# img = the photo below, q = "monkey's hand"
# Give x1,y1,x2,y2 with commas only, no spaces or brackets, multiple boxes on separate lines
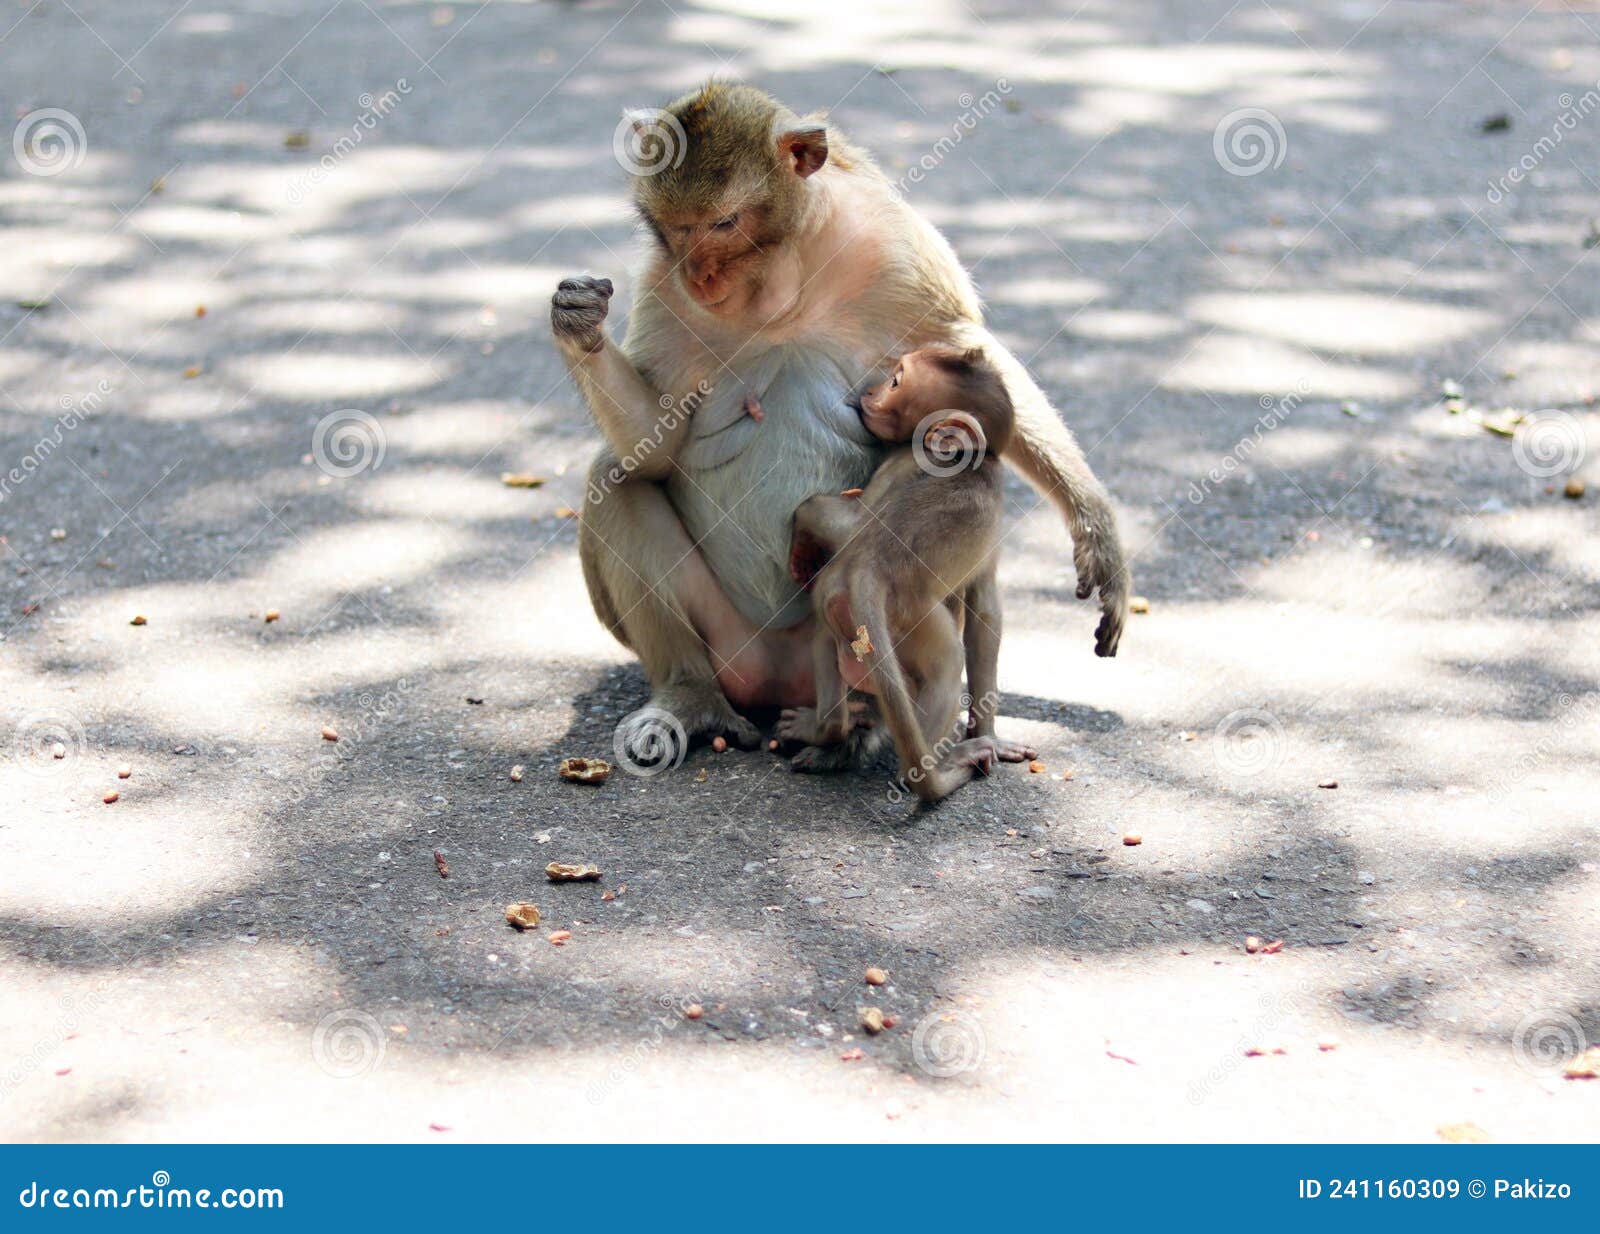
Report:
551,275,613,354
1075,526,1129,658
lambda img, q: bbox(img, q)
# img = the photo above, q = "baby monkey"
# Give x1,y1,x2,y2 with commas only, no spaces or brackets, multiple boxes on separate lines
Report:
779,346,1035,801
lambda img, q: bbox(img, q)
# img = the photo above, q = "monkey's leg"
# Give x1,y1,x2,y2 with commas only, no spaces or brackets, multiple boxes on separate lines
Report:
778,624,852,749
950,323,1130,658
579,454,763,755
960,571,1036,764
850,589,972,803
786,621,873,774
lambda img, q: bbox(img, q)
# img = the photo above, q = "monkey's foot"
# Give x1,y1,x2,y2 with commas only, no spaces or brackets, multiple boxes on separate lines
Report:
988,736,1036,762
951,737,999,776
617,682,761,770
776,706,826,745
789,724,887,774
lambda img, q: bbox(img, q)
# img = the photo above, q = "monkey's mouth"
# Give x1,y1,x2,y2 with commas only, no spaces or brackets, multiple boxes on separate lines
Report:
691,289,733,313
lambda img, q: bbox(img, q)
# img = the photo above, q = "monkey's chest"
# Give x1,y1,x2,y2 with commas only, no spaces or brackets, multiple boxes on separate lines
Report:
666,346,883,628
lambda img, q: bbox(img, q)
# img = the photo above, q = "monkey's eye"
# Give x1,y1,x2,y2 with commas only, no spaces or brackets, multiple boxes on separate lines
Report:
711,213,739,231
890,372,900,389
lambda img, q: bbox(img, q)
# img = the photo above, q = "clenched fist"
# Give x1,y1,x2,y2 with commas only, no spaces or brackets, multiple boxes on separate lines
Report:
550,275,613,354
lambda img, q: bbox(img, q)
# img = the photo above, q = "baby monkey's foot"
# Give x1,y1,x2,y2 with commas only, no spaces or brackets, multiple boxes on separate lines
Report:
776,706,825,745
988,736,1036,762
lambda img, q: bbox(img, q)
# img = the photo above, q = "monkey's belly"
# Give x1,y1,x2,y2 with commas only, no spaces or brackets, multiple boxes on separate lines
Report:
666,346,883,628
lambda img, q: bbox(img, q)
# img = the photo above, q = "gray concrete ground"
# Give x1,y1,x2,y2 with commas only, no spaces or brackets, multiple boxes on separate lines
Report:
1,0,1598,1142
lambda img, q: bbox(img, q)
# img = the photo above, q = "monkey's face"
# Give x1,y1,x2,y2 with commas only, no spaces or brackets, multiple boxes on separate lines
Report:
648,204,776,316
630,84,830,320
857,352,953,443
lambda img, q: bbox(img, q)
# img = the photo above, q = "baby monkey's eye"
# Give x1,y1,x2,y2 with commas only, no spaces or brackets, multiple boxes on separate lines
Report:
890,371,900,388
711,213,739,231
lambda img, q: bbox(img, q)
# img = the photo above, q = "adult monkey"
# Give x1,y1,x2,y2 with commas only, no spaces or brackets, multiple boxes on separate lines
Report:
551,83,1127,763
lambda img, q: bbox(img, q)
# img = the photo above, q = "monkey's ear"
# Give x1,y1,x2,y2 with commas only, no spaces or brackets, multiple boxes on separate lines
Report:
778,125,828,178
923,412,986,462
960,346,987,367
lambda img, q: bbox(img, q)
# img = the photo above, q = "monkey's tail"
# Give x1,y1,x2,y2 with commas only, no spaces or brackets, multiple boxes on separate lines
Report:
852,582,944,803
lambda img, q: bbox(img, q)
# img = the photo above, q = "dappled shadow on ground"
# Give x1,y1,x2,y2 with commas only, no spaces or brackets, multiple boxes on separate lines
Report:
1,0,1598,1140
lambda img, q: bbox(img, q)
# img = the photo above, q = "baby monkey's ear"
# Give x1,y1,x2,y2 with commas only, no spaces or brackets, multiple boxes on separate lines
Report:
921,410,987,465
959,346,987,367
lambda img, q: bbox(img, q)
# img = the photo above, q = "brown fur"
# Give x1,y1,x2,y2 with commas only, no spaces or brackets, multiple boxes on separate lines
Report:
777,348,1032,801
551,82,1128,765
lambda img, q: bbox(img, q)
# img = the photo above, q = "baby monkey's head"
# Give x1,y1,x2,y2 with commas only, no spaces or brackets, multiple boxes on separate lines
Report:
857,346,1013,459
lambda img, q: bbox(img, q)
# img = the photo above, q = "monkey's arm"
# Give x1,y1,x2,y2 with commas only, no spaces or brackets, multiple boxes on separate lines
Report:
789,493,866,589
551,278,695,478
948,323,1129,657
